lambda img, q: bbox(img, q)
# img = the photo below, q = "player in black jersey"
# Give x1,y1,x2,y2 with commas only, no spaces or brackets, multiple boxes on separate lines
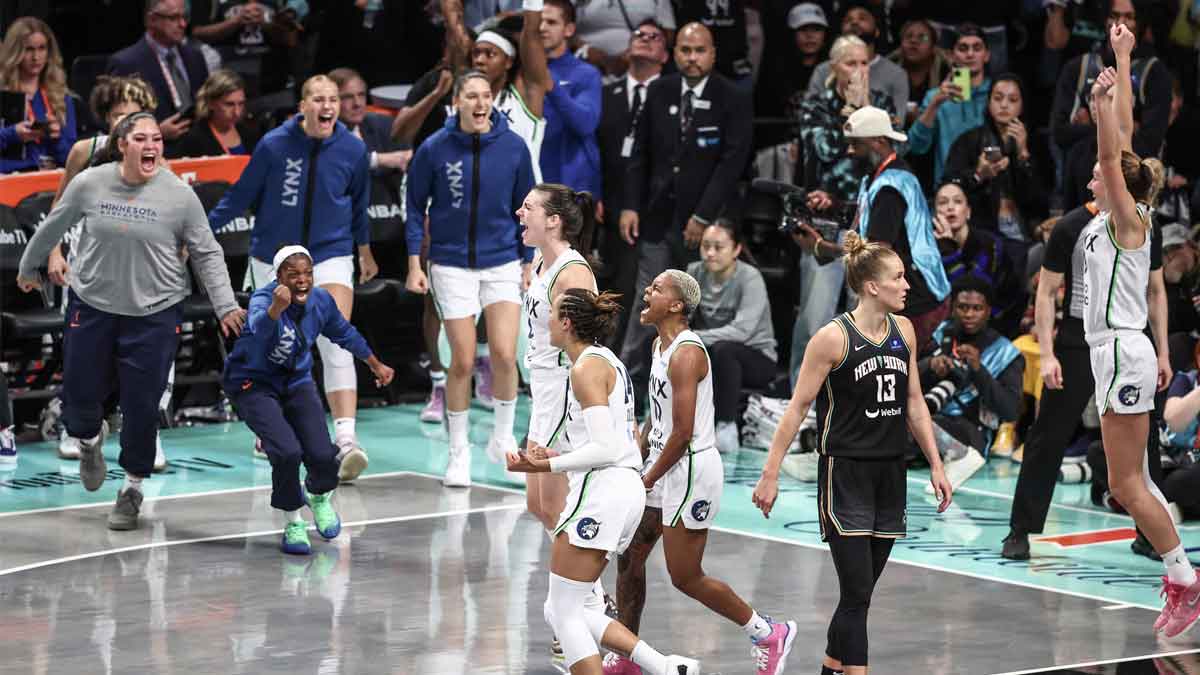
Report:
753,232,952,675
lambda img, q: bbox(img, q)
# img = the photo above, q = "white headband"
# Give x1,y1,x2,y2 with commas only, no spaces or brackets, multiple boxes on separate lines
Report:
272,245,312,274
476,31,516,58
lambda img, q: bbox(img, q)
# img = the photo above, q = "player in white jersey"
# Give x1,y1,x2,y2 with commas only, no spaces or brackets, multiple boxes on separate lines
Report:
604,270,795,675
506,288,699,675
518,183,598,526
1087,25,1200,638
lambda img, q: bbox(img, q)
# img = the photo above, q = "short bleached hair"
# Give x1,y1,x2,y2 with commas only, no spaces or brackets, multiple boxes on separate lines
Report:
663,269,701,317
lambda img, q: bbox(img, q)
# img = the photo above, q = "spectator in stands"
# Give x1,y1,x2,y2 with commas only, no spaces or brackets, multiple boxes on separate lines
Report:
1050,0,1171,206
1158,76,1200,227
616,22,753,408
918,276,1024,488
0,17,77,173
753,1,827,143
788,34,894,384
540,0,602,195
16,112,243,530
671,0,752,84
801,106,950,349
908,22,993,187
167,68,258,158
597,18,669,337
572,0,676,77
1161,223,1200,335
207,75,376,481
943,74,1047,253
403,70,536,487
686,220,777,454
932,179,1013,301
188,1,306,96
785,3,830,105
1044,0,1112,67
1161,341,1200,522
888,19,950,127
328,67,410,175
805,4,908,124
464,1,524,31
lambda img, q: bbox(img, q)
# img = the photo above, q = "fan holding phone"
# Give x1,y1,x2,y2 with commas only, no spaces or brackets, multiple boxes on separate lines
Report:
908,22,992,186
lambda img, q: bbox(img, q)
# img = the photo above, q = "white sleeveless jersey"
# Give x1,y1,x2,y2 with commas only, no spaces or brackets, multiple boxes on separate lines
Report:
647,331,716,457
524,249,594,371
562,345,642,474
1081,204,1152,346
495,84,545,184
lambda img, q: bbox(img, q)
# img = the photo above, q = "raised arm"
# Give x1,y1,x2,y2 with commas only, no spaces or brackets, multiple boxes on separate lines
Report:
1110,24,1135,152
391,68,454,145
1093,67,1145,247
516,0,550,118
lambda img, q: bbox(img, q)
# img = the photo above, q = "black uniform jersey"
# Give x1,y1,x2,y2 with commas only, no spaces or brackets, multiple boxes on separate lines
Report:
815,313,911,459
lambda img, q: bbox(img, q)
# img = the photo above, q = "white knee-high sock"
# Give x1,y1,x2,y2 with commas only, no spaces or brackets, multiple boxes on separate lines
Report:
493,397,516,440
631,640,669,675
447,410,469,448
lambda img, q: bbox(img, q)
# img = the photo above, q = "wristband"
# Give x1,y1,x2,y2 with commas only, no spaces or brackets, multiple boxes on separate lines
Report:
523,0,544,10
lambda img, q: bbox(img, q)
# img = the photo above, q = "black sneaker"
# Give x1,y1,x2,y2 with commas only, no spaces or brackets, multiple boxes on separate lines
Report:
1001,531,1030,560
1130,531,1161,561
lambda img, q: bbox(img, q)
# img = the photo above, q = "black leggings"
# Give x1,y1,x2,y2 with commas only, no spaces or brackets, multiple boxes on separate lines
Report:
708,341,776,423
826,532,895,667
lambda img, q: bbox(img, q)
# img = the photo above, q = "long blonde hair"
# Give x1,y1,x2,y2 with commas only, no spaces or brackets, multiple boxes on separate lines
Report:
195,69,245,121
0,17,70,121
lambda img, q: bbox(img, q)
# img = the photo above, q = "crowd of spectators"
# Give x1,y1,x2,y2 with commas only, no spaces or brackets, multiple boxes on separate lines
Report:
9,0,1200,538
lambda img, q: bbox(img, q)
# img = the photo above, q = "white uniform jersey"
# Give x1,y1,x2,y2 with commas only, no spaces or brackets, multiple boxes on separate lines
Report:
647,331,717,458
562,345,642,475
1081,204,1152,346
495,84,545,184
524,249,594,371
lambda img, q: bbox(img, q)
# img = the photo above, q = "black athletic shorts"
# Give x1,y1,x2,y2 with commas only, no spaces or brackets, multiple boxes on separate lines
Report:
817,454,907,541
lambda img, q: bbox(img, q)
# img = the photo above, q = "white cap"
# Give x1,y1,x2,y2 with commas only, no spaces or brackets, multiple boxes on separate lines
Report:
843,106,907,142
1162,223,1189,248
272,245,312,275
787,3,828,30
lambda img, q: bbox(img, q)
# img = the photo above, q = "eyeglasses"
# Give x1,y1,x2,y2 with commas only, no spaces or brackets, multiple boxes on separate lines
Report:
152,11,187,22
632,30,664,43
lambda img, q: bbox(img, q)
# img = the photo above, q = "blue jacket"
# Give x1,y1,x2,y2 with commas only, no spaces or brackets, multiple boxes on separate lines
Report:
223,282,372,394
542,52,602,197
406,111,535,269
207,116,370,265
907,78,992,185
0,94,77,174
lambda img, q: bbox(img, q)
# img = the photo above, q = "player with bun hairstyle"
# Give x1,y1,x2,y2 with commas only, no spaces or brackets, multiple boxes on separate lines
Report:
1085,24,1200,638
506,288,701,675
752,232,952,675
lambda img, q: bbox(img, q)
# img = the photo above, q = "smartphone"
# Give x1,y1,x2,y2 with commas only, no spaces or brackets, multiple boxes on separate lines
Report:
29,119,50,133
983,145,1003,162
952,67,971,102
176,103,196,121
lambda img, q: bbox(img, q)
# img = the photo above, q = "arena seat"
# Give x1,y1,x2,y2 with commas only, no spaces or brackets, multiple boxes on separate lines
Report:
0,202,64,404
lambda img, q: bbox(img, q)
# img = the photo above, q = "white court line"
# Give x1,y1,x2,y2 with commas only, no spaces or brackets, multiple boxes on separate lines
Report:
1102,603,1136,610
989,647,1200,674
0,469,418,519
0,501,525,578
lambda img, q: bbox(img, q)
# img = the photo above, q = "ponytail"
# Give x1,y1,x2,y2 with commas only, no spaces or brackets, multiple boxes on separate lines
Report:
557,288,623,344
843,231,898,294
1120,150,1166,208
534,182,596,254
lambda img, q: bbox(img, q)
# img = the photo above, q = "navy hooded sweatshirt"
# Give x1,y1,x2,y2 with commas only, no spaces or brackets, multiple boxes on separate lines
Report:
223,282,372,395
405,110,535,269
207,116,370,265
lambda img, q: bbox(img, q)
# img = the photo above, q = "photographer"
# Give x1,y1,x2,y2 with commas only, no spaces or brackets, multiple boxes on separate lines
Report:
917,276,1023,487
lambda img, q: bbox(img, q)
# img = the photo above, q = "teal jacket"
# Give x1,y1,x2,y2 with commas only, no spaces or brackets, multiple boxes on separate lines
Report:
908,78,992,185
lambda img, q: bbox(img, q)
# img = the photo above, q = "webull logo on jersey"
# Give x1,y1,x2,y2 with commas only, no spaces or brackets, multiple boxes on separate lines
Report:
268,325,298,365
445,160,464,208
281,158,303,207
865,407,902,419
576,517,600,540
853,355,908,381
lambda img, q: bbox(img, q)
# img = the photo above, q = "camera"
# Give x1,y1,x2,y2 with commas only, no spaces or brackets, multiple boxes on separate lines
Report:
750,178,855,242
924,321,970,415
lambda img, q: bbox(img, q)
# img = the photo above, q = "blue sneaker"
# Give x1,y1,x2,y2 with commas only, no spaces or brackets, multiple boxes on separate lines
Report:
0,426,15,465
309,492,341,540
281,521,311,555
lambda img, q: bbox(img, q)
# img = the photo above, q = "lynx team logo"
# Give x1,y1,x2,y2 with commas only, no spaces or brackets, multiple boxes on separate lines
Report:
576,517,600,540
691,500,711,522
1118,385,1141,407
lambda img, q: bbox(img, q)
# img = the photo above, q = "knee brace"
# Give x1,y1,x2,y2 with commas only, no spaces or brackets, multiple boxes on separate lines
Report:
548,572,602,667
316,336,356,393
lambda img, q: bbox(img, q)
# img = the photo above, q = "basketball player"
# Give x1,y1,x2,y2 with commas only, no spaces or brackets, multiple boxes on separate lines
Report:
505,288,699,675
605,270,795,675
1086,25,1199,637
752,233,953,675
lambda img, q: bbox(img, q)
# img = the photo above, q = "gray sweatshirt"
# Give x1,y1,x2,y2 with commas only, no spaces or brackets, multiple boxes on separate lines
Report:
687,260,777,363
19,164,237,318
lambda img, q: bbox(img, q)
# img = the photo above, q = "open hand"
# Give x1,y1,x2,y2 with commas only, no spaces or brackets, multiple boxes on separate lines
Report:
220,308,247,337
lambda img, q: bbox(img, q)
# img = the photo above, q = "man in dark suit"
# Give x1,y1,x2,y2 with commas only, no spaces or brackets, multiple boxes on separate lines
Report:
616,21,753,405
597,18,669,345
107,0,210,141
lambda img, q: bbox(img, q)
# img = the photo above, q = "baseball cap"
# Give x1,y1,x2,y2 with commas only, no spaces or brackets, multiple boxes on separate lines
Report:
1162,223,1189,249
843,106,907,142
788,3,828,30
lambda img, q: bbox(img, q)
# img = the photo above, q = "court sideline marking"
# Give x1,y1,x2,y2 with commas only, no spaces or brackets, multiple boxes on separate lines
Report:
990,647,1200,674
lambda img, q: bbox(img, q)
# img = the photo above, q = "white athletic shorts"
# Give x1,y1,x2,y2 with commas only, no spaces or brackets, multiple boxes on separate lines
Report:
429,260,521,321
653,448,723,529
553,467,646,558
528,366,570,452
1089,332,1157,415
245,255,354,291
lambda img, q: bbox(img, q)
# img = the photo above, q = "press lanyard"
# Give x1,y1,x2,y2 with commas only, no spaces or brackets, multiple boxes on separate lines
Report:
156,50,183,108
25,89,54,123
209,122,235,155
871,152,898,181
